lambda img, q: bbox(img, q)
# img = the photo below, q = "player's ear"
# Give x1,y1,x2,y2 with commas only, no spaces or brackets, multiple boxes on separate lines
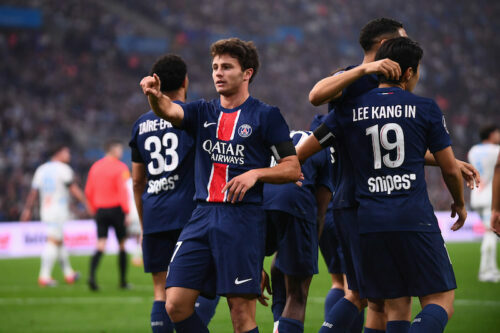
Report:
402,67,413,83
243,68,254,82
182,75,189,89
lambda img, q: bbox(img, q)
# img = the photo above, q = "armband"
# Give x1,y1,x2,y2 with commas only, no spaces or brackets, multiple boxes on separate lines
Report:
270,140,296,161
313,124,335,148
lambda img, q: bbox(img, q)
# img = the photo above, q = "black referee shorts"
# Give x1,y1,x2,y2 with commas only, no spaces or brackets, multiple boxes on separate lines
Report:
95,207,126,241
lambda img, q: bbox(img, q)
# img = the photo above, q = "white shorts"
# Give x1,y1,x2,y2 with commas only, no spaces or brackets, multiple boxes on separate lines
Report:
44,221,65,241
475,207,492,229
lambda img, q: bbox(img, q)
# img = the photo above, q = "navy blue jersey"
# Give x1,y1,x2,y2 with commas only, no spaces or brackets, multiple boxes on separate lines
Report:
129,108,196,234
263,130,334,222
326,66,379,209
179,96,292,204
323,87,451,233
310,115,336,219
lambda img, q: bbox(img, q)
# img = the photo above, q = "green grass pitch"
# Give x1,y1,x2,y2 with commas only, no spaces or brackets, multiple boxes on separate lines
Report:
0,242,499,332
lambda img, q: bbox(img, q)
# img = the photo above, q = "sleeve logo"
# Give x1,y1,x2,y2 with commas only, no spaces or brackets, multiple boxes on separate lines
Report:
238,124,252,138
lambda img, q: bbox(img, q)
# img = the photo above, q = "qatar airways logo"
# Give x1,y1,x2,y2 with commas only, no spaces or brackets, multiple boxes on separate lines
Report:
202,140,245,165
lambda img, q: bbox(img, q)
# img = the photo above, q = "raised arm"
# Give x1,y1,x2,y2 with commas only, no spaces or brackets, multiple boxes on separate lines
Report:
140,74,184,127
491,152,500,233
131,162,147,230
309,59,401,106
433,146,467,231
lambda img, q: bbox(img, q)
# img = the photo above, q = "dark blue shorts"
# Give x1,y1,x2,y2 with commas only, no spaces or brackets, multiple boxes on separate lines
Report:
142,229,182,273
165,203,266,298
319,208,344,274
333,207,364,291
359,231,457,299
265,210,318,277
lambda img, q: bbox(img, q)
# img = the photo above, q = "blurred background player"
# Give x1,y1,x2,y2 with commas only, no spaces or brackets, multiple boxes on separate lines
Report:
468,125,500,282
85,140,130,290
141,37,301,333
264,129,334,333
21,145,85,286
125,178,143,267
491,152,500,234
130,54,218,333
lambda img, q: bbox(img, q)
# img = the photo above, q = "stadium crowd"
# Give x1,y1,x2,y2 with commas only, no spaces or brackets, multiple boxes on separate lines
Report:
0,0,498,221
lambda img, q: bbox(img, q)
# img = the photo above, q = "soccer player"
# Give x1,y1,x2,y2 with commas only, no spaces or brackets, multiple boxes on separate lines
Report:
300,37,466,333
491,152,500,233
21,145,85,286
85,140,130,291
306,18,479,333
310,18,409,333
130,54,219,332
140,38,301,333
264,129,334,333
468,125,500,282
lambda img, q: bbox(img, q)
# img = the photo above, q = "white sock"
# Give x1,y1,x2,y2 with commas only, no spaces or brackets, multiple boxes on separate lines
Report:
39,242,58,280
58,245,74,277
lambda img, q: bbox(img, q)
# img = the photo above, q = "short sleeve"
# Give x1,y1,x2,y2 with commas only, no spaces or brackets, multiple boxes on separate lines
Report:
263,107,292,147
129,119,143,163
31,167,41,189
179,100,206,135
426,101,452,153
62,165,74,186
313,150,334,193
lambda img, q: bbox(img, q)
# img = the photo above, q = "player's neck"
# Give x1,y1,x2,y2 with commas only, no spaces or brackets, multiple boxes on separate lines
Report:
379,82,405,90
362,51,377,64
219,90,250,109
165,89,186,103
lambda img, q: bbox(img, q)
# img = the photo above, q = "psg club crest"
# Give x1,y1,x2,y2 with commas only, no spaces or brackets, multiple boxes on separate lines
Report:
238,124,252,138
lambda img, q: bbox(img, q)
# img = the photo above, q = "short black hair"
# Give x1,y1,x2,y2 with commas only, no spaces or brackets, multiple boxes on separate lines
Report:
150,54,187,92
359,18,404,52
479,125,499,141
375,37,423,85
211,38,260,83
104,139,123,152
47,144,68,158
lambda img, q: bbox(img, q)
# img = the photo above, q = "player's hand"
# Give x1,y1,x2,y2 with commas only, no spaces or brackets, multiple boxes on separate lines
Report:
295,172,305,187
450,203,467,231
140,74,162,98
258,270,272,307
361,58,401,80
222,170,259,203
491,210,500,235
456,160,480,189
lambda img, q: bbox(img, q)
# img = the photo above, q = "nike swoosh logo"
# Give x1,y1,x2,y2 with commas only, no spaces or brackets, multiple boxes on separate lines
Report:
204,121,216,128
234,277,252,285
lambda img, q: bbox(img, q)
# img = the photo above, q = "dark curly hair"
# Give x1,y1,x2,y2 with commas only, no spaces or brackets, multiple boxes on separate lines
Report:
210,38,260,83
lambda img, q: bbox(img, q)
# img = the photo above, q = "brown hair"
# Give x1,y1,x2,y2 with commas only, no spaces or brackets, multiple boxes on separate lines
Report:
210,38,260,83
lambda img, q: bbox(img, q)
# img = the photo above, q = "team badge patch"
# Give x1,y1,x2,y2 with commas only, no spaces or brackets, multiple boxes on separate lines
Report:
238,124,252,138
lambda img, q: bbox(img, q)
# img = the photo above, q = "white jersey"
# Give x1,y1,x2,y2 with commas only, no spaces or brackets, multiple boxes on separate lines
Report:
32,161,74,223
468,143,500,209
126,178,141,235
